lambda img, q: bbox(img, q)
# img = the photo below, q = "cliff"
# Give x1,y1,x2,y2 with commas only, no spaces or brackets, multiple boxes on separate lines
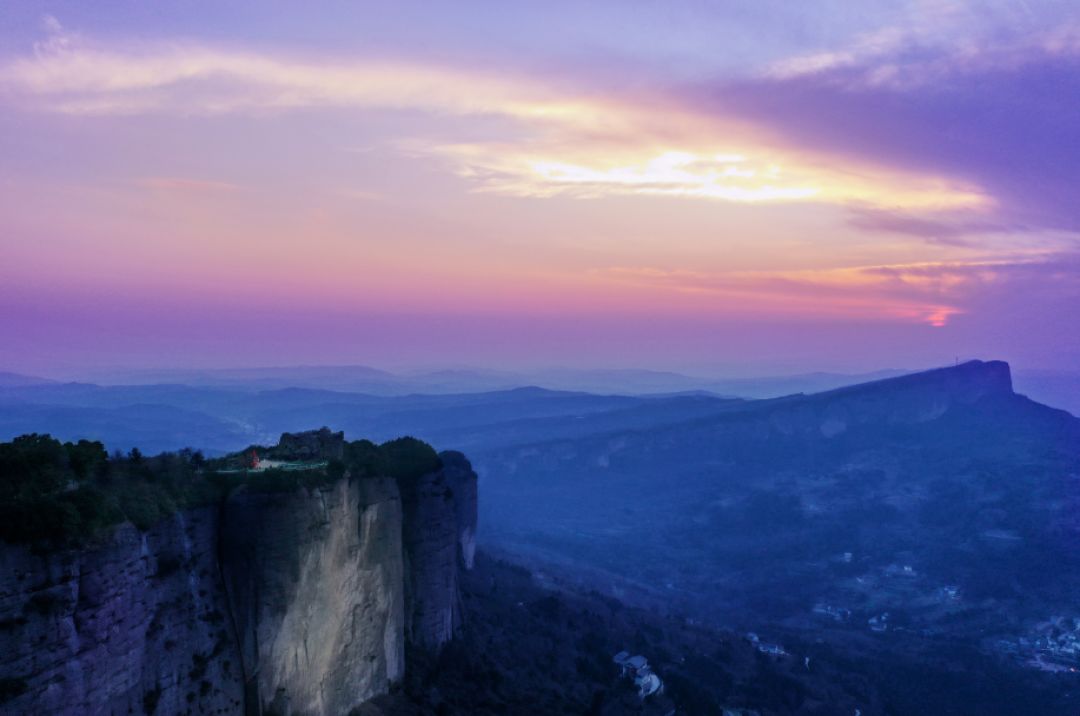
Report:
0,508,243,715
441,451,478,572
221,477,405,716
0,431,478,716
399,451,479,650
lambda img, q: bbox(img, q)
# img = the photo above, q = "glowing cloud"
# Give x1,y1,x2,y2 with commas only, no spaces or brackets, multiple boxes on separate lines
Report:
437,143,987,209
0,23,991,212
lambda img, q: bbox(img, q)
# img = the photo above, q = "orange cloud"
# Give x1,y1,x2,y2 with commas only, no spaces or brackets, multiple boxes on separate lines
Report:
584,258,1064,328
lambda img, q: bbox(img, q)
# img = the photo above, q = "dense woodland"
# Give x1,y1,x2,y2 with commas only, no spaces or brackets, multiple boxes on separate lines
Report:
0,432,441,548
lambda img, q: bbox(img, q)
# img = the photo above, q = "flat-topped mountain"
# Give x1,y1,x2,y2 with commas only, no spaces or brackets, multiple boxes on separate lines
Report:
0,430,477,716
692,359,1021,438
826,358,1012,394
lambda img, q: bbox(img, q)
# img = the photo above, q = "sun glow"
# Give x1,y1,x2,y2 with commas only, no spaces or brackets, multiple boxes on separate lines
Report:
435,141,990,209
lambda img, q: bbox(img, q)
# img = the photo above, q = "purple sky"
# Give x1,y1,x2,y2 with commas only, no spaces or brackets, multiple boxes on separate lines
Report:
0,1,1077,378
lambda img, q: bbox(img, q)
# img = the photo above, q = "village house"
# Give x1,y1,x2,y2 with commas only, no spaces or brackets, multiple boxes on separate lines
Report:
612,651,664,698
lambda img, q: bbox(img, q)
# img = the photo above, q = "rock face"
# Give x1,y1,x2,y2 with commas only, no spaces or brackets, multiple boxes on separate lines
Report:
0,508,243,715
399,452,479,650
442,451,479,572
0,449,477,716
221,477,405,716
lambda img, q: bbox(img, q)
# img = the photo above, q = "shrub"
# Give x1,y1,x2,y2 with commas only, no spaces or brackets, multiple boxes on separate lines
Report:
378,437,442,481
0,677,28,704
142,684,162,714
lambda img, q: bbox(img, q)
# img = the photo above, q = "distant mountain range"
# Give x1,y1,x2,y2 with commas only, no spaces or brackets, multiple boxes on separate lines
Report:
0,362,1076,455
40,364,914,397
13,362,1076,409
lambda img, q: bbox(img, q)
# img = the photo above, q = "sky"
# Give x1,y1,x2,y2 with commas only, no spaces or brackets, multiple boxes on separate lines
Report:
0,1,1078,378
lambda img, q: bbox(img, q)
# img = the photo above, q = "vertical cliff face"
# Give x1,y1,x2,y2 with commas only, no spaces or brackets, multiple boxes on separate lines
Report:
220,477,405,716
0,436,479,716
397,451,478,651
0,508,243,715
400,471,459,650
441,451,479,572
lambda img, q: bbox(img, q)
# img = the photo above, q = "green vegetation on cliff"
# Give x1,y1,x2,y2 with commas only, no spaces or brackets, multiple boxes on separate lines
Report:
348,437,442,481
0,431,442,548
0,433,193,546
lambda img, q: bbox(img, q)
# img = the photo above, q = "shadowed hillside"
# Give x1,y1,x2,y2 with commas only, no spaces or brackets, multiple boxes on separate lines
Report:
472,361,1080,714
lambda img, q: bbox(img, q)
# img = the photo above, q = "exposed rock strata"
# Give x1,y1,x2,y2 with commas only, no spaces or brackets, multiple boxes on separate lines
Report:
397,451,479,651
0,508,243,715
0,447,478,716
221,477,405,716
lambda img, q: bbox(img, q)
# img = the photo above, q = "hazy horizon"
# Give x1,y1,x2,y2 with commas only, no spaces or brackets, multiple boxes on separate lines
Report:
0,356,971,385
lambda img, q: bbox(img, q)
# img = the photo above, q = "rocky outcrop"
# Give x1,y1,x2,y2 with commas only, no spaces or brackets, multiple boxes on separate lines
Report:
0,442,478,716
441,451,478,572
272,428,345,461
221,477,405,716
399,453,479,651
0,508,243,715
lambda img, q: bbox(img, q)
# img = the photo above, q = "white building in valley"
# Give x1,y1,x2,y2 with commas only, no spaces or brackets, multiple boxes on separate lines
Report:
612,651,664,699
